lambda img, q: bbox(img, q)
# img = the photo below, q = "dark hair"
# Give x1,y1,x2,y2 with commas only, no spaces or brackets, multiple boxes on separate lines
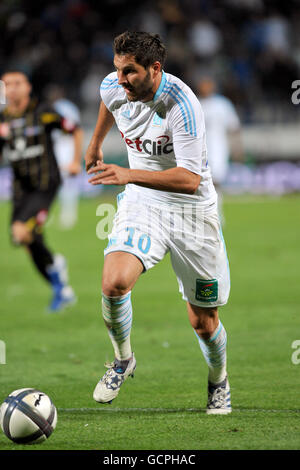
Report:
1,68,31,82
113,31,167,70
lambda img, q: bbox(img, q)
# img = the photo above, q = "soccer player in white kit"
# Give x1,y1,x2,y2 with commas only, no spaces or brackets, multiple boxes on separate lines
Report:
197,77,243,223
52,98,83,229
85,31,231,414
47,85,84,229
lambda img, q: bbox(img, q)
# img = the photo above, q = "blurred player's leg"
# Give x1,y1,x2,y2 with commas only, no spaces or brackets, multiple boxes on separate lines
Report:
11,220,75,312
27,232,54,281
58,173,79,229
93,252,143,403
12,221,53,282
46,253,76,312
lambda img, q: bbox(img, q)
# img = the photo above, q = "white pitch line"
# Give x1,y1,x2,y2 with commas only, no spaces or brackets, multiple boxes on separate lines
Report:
58,407,300,414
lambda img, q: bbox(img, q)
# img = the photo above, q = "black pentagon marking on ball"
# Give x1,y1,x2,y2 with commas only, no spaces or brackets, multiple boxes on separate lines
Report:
3,389,54,443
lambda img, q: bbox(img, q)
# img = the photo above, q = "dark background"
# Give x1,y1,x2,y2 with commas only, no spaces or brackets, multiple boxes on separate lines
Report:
1,0,300,123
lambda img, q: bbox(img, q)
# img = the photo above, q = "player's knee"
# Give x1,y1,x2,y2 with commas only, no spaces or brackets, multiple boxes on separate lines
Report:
102,273,131,297
188,304,219,340
11,222,33,245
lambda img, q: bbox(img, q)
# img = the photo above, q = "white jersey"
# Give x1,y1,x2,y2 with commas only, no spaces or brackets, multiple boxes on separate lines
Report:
199,94,240,184
100,71,217,206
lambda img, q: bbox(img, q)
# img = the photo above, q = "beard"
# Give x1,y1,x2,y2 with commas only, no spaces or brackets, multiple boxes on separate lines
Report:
124,71,154,102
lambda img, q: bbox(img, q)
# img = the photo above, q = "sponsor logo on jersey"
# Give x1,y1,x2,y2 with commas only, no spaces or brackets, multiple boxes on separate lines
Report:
120,132,173,156
7,144,45,161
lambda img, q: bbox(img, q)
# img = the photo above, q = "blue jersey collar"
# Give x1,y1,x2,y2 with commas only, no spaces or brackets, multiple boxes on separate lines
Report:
153,71,167,102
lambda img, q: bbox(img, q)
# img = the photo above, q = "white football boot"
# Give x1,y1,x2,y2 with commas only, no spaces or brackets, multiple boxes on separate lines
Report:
206,376,232,415
93,354,136,404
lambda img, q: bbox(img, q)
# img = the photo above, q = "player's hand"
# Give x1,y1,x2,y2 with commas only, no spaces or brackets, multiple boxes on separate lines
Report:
87,161,130,186
66,161,82,176
85,146,104,172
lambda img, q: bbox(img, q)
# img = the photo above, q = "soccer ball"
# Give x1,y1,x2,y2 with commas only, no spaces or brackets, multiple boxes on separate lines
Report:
0,388,57,444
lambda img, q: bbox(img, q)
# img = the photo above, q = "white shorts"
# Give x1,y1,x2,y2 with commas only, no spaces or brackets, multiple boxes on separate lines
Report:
104,191,230,307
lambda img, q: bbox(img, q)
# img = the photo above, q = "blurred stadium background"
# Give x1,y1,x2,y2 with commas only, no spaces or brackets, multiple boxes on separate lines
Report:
1,0,300,198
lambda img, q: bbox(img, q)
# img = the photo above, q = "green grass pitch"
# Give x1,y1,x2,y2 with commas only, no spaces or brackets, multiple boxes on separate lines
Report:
0,193,299,450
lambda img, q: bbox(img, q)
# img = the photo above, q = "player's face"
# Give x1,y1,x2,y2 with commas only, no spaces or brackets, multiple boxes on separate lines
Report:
114,54,160,102
2,72,31,105
198,79,215,98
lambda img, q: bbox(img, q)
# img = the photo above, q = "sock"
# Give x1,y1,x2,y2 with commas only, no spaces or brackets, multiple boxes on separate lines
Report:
46,254,69,291
27,233,54,282
197,321,227,385
102,292,133,361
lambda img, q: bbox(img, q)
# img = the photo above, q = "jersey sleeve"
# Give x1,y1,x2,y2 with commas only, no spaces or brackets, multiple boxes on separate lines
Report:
168,90,206,175
52,100,81,126
38,104,78,133
100,72,122,112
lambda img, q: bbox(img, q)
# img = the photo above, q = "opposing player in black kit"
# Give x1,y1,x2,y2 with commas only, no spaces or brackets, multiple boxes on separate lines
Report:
0,70,82,312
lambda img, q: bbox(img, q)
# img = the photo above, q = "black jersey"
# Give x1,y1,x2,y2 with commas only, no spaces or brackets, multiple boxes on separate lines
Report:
0,99,77,195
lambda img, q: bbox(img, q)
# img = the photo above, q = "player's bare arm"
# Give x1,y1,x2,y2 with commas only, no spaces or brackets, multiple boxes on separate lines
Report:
87,161,201,195
84,101,115,171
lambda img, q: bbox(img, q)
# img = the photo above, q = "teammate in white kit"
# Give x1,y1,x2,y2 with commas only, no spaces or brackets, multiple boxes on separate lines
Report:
85,31,231,414
47,85,84,229
197,77,243,222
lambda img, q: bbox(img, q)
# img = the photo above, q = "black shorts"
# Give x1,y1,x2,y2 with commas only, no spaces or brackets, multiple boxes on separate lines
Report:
11,188,57,232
